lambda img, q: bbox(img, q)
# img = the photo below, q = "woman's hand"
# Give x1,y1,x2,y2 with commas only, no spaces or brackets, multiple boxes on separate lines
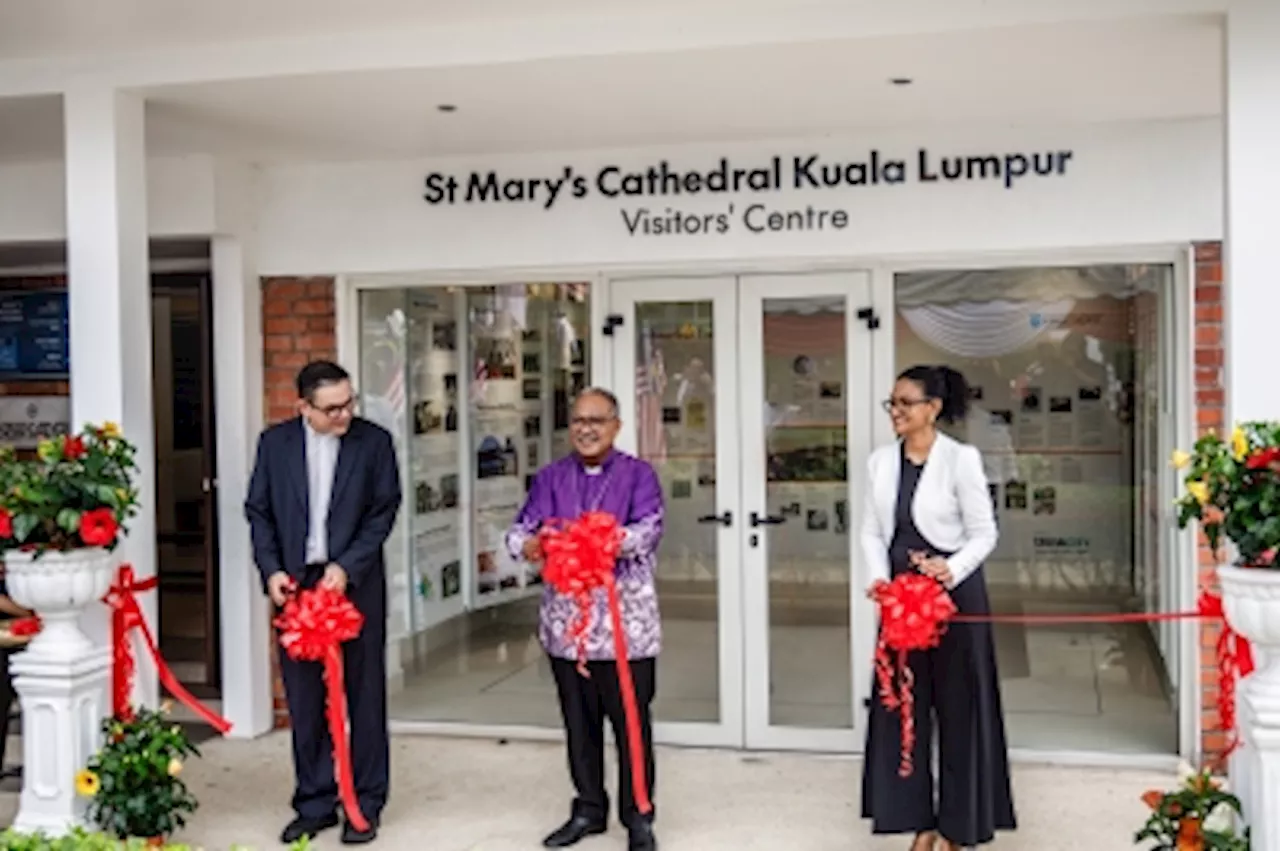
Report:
522,537,544,564
910,551,954,586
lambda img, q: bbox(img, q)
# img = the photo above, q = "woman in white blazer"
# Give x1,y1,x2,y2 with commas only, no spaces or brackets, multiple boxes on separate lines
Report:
860,365,1015,851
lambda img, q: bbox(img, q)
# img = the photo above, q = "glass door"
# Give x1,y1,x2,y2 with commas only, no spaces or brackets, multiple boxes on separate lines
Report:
610,277,744,747
738,272,874,751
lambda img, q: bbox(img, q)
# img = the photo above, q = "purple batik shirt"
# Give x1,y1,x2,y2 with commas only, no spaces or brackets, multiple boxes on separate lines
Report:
506,449,664,661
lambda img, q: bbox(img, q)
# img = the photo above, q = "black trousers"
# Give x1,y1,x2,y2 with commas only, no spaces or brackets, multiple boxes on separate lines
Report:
279,568,389,822
550,655,657,829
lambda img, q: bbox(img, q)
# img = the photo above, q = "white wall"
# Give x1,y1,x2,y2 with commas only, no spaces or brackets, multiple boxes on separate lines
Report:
0,154,218,243
257,118,1223,276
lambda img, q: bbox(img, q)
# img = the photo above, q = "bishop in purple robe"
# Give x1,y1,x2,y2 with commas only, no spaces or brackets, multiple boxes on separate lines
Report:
507,387,664,851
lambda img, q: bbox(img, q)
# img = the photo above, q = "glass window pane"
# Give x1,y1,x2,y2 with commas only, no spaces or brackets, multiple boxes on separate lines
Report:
893,264,1177,754
761,296,851,729
634,301,720,724
384,282,592,727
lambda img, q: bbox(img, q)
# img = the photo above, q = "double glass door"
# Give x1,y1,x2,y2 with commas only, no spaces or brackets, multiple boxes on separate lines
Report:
609,271,875,750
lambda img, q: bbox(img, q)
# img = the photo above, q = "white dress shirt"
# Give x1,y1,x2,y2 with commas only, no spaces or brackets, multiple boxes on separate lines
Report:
860,431,998,590
303,420,340,565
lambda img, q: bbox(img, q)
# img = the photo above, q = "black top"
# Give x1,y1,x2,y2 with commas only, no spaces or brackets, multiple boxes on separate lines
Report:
888,445,954,577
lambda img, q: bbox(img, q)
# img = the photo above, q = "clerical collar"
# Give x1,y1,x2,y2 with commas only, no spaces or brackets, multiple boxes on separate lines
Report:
577,448,616,474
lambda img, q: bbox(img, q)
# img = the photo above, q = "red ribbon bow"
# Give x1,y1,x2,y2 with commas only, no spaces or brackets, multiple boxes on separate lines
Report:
1197,591,1254,758
103,564,233,734
540,511,652,816
872,573,958,778
274,586,369,833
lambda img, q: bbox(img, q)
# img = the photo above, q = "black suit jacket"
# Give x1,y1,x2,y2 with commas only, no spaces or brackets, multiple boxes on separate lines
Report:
245,416,402,600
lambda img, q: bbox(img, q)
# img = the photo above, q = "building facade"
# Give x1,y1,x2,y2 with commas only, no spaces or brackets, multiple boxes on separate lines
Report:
0,0,1275,770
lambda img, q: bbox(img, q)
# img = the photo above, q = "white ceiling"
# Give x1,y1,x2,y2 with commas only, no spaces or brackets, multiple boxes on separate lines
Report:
0,14,1222,163
0,0,626,60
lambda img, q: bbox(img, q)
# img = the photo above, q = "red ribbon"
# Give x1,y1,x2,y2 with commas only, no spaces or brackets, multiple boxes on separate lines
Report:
875,577,1252,774
274,586,369,833
103,564,232,734
541,511,653,816
9,616,40,637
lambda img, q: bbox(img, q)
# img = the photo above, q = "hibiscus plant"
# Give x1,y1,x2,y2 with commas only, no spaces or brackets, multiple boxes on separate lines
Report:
1174,421,1280,568
0,423,139,555
1135,769,1248,850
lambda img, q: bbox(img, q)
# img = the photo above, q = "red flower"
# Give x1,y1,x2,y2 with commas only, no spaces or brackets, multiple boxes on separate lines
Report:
0,509,11,539
1246,446,1280,470
9,617,40,637
62,436,86,460
79,508,118,547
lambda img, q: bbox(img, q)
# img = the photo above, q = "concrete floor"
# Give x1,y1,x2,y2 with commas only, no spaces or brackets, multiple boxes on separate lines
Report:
0,732,1171,850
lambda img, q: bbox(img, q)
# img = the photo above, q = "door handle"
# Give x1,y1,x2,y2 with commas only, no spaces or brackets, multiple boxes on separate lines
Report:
696,511,733,527
750,512,785,527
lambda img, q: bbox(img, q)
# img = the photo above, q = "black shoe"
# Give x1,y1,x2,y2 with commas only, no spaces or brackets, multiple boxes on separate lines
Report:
341,816,380,845
281,813,339,843
542,815,608,847
628,820,658,851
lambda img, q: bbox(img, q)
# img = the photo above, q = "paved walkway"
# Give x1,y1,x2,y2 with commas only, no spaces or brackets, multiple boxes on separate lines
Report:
0,733,1165,849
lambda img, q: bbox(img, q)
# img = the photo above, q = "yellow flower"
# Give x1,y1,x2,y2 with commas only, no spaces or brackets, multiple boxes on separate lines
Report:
1186,480,1211,505
1171,450,1192,470
101,421,121,438
75,769,100,797
167,758,183,777
1232,426,1249,461
160,699,174,715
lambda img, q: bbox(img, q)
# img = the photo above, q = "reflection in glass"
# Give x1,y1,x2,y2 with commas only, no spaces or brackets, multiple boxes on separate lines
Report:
893,264,1177,754
366,282,591,726
633,302,721,724
760,297,852,729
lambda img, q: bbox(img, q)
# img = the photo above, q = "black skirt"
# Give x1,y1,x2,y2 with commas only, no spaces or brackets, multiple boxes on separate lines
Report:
861,450,1016,846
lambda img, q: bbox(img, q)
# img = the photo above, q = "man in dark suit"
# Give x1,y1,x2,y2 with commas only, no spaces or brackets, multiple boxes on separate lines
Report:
246,360,402,845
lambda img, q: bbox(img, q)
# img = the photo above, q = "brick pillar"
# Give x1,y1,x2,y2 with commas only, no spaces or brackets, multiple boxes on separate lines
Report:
260,276,337,729
1193,242,1228,763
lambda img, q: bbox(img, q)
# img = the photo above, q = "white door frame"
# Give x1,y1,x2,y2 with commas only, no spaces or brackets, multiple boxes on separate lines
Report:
609,274,746,749
607,270,876,752
738,270,875,752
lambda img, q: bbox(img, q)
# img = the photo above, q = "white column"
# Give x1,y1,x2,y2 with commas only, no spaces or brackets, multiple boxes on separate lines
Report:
1224,2,1280,848
11,84,157,836
211,232,275,737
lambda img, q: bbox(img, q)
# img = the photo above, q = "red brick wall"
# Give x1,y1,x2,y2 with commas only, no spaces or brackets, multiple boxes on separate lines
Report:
1193,243,1228,763
261,276,338,728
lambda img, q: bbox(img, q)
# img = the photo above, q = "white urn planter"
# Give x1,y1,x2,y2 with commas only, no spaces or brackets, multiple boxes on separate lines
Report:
1218,564,1280,851
4,547,113,835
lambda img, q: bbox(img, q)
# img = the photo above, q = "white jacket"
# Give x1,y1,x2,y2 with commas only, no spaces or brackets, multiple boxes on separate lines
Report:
860,431,998,591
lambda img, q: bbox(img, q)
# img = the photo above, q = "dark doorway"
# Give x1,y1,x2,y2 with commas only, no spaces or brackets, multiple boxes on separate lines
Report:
152,273,220,696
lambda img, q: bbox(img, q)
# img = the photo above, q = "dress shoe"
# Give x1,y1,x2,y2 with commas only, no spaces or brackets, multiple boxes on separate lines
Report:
628,819,658,851
542,814,607,847
280,813,339,843
341,816,379,845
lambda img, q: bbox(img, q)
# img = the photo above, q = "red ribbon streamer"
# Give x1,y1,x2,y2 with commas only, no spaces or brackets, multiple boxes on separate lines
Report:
103,564,232,734
274,586,369,833
541,511,653,816
874,577,1252,775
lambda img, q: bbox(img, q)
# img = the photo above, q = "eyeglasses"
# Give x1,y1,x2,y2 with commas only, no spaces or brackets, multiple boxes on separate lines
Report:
571,415,616,429
881,397,931,412
310,397,355,419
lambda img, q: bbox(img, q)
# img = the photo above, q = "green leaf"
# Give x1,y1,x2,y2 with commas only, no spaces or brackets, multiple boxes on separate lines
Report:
56,508,81,533
12,513,39,542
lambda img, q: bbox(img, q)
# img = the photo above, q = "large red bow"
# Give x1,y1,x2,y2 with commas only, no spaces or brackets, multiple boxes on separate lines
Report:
872,573,958,778
103,564,232,733
275,586,368,832
1197,591,1254,757
540,511,651,816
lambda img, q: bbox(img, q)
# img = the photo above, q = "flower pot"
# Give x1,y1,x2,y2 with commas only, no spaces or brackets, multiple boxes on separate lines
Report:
3,548,113,661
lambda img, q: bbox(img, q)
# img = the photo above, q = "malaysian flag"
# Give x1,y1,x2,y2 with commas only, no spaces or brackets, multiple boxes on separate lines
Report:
636,322,668,464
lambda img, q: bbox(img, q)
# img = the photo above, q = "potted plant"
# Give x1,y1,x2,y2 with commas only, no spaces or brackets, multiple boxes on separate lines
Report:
76,707,200,844
1135,768,1249,850
1175,424,1280,691
0,423,138,660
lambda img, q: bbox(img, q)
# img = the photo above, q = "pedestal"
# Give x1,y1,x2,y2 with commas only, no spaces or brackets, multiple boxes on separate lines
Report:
1219,565,1280,850
10,647,111,835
